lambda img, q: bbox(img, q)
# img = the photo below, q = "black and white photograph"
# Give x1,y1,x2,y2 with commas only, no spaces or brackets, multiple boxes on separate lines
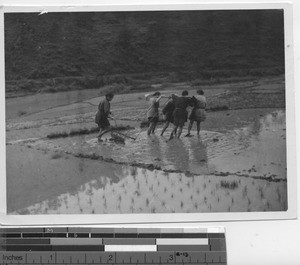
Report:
3,7,292,217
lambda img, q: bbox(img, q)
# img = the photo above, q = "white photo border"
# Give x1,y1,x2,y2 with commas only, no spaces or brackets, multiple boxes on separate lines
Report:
0,2,297,226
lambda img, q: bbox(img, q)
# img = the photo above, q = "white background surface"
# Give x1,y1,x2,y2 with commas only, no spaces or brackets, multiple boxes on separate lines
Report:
0,0,299,264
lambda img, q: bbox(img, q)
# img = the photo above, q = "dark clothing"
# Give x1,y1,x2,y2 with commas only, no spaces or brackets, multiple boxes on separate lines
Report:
95,98,111,129
148,116,159,123
171,94,191,110
162,101,175,123
171,95,191,126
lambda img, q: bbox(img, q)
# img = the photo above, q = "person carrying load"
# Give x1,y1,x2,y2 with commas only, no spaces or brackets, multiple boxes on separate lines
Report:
185,89,207,137
95,92,114,141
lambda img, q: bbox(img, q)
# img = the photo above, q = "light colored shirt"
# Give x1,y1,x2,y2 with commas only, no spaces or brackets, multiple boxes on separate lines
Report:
147,97,159,118
194,95,206,109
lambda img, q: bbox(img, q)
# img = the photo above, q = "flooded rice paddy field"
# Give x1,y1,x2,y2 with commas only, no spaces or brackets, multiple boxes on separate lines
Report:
7,108,287,214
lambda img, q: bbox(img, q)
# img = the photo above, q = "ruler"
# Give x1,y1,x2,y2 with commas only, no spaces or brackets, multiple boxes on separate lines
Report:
0,227,226,264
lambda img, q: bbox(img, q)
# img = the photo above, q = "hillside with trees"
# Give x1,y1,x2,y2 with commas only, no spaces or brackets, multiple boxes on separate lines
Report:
4,10,285,96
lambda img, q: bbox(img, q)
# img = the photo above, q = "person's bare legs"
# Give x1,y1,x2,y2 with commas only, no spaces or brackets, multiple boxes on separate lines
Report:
169,125,178,141
151,121,157,134
196,121,201,136
186,120,194,136
98,126,111,141
161,121,170,136
147,122,155,135
177,126,183,138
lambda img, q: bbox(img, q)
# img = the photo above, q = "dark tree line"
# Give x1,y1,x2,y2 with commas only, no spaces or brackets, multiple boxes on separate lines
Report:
4,10,284,80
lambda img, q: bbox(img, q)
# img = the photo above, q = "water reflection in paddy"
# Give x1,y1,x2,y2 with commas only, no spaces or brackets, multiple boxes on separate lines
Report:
15,109,287,215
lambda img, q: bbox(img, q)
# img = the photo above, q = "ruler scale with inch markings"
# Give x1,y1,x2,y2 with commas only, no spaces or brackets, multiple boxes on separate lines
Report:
0,227,227,265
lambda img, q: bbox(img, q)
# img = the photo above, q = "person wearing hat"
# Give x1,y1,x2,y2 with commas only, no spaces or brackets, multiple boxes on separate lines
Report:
95,92,114,141
185,89,207,137
145,91,169,135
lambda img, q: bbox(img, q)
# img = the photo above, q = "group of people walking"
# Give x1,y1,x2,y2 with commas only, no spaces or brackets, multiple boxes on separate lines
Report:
146,90,207,139
95,89,206,141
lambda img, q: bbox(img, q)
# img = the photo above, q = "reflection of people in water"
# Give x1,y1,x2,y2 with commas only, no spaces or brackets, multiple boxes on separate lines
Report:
148,135,164,166
188,138,209,174
186,89,207,137
165,139,190,172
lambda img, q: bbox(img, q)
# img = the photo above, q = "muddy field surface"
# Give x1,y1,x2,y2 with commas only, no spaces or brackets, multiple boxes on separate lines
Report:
6,77,288,214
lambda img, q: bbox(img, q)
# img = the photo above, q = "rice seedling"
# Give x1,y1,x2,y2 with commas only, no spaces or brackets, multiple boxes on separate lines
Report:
247,196,251,206
164,187,167,193
276,187,281,202
194,202,198,209
203,183,207,189
187,181,191,188
130,166,138,177
180,201,184,209
220,180,239,190
204,196,207,204
146,198,150,207
217,196,220,203
196,188,200,195
190,194,193,201
47,131,69,139
92,209,95,214
231,197,234,205
134,190,141,197
242,185,248,198
51,152,63,159
161,201,166,207
179,187,183,193
171,193,174,199
258,186,264,200
151,207,156,213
